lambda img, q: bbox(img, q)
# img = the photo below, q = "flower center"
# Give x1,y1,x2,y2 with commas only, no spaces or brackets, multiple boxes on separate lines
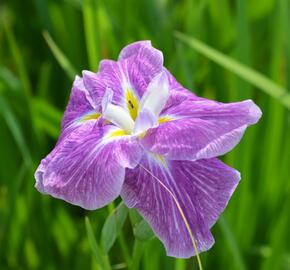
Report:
126,89,139,121
102,88,134,134
102,71,169,136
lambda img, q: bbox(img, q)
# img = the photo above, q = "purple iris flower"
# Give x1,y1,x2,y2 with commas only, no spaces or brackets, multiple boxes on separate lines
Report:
35,41,261,258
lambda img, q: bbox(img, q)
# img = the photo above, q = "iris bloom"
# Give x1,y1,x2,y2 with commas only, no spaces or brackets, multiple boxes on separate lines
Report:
35,41,261,258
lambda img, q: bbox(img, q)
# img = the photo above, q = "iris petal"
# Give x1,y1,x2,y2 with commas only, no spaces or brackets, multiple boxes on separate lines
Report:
121,154,240,258
141,99,262,161
102,88,135,134
62,76,97,130
35,122,143,210
133,108,157,135
82,42,164,112
138,71,170,118
118,40,152,60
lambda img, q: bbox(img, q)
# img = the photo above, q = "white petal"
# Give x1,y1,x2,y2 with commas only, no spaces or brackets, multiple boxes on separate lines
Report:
102,88,134,134
139,71,169,117
133,108,157,135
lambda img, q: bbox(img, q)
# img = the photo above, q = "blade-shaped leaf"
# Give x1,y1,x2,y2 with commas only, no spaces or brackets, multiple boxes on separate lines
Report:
101,203,128,253
43,31,77,80
128,209,154,242
85,217,111,270
0,95,32,165
134,220,154,242
175,31,290,109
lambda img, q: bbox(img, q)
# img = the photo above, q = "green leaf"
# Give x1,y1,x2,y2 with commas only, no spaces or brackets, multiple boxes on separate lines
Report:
43,30,77,80
174,259,187,270
0,95,32,165
128,208,143,227
218,217,246,270
129,209,154,242
101,203,128,253
175,31,290,109
82,0,99,70
101,214,117,254
248,0,276,20
0,67,21,91
33,98,62,138
85,217,111,270
133,219,154,242
129,239,144,270
3,18,32,97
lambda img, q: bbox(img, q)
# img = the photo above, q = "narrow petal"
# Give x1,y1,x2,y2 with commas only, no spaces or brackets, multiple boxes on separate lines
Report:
102,88,135,133
156,69,199,118
133,108,157,135
62,76,98,130
141,99,262,160
35,122,143,210
82,64,125,107
138,71,170,117
121,155,240,258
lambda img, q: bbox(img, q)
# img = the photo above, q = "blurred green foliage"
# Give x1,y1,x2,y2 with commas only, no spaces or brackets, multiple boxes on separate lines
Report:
0,0,290,269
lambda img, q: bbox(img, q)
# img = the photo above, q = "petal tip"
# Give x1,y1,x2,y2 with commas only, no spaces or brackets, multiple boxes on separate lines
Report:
82,70,95,78
74,74,81,81
118,40,152,60
165,232,215,258
235,170,242,182
248,100,262,124
34,165,45,193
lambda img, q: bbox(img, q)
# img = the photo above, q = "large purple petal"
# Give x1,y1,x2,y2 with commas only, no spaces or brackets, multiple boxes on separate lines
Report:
35,122,143,210
121,155,240,258
141,99,262,160
82,42,163,112
124,44,163,98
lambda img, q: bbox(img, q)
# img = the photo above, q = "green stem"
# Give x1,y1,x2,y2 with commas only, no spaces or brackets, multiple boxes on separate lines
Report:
129,239,144,270
174,259,186,270
117,230,131,265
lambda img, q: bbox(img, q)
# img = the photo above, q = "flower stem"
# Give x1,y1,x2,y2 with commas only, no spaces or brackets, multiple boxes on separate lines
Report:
175,259,187,270
129,239,144,270
117,229,131,265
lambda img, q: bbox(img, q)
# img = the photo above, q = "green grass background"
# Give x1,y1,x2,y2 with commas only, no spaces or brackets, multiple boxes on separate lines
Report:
0,0,290,269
